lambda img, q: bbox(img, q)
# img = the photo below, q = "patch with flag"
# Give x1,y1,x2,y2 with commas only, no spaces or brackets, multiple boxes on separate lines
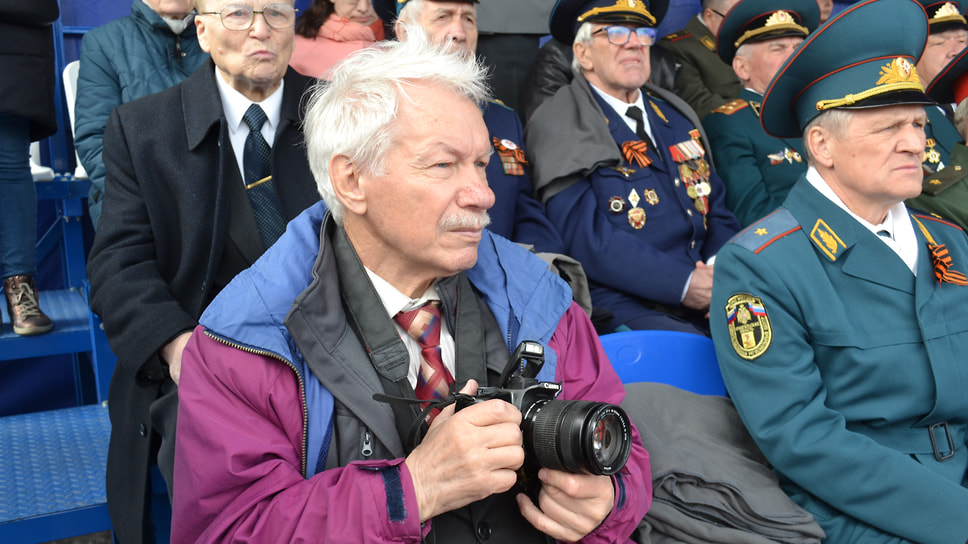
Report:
492,137,527,176
725,293,772,360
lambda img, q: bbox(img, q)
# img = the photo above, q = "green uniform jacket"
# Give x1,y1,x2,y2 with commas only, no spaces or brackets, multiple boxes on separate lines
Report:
711,178,968,544
910,142,968,231
923,105,960,174
659,16,741,119
703,89,806,226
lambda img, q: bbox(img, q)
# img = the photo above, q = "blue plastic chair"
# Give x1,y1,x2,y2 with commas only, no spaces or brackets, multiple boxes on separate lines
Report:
599,330,728,396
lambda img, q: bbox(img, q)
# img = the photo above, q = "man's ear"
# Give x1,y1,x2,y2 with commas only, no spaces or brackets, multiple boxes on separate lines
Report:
732,55,749,83
196,13,211,53
806,125,835,168
574,40,593,73
329,155,367,216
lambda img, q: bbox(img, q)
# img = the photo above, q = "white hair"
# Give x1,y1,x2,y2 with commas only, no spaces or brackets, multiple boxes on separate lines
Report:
395,0,426,25
802,108,852,165
302,23,489,223
572,21,595,75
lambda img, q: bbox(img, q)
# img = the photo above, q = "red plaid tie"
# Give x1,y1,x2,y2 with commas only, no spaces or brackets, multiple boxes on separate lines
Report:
394,301,454,421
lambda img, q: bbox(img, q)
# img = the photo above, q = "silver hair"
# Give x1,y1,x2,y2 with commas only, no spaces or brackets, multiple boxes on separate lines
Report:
572,21,595,75
955,97,968,140
302,22,489,224
801,108,852,165
395,0,426,25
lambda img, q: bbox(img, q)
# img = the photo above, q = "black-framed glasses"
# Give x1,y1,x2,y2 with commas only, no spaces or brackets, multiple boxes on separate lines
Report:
710,8,727,17
592,25,657,46
199,3,298,30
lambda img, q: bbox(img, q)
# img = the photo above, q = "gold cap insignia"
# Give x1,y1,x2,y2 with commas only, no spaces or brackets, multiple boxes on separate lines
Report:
725,293,772,360
815,57,924,111
734,10,809,48
809,219,846,261
932,1,967,24
577,0,656,26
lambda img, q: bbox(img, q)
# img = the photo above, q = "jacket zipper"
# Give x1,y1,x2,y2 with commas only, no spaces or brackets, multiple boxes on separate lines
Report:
361,430,373,458
204,330,310,477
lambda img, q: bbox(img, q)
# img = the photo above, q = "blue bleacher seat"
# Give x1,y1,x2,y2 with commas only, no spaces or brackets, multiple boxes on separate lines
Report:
599,330,728,396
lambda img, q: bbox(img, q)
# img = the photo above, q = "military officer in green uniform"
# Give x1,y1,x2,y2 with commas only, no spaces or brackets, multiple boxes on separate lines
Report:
916,0,968,174
711,0,968,542
910,45,968,231
659,0,741,118
702,0,818,226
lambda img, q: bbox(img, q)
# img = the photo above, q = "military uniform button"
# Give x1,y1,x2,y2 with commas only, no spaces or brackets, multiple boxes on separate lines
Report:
477,522,491,540
139,423,148,437
691,240,696,249
687,209,694,216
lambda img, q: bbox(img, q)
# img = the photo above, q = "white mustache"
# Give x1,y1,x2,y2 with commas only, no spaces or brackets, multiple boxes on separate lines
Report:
440,212,491,231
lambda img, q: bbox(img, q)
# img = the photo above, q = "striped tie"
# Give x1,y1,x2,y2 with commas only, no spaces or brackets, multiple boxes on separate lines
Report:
394,301,454,422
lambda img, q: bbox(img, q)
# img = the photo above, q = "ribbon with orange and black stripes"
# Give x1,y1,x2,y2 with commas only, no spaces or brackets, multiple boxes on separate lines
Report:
913,216,968,286
621,140,651,167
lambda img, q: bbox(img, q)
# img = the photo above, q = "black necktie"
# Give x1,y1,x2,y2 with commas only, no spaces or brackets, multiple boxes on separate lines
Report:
243,104,286,248
625,105,657,152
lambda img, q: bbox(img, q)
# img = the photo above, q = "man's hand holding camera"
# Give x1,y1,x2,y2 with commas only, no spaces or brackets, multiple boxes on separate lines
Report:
406,378,617,541
518,468,615,542
406,379,525,522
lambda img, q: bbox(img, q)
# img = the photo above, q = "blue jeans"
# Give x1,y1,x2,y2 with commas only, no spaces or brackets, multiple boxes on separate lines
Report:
0,113,38,278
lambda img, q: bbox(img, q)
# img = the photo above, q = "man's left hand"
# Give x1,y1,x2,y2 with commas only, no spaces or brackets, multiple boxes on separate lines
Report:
516,468,615,542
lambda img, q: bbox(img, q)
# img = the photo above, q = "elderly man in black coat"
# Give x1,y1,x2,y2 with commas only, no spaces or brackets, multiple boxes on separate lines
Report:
86,1,320,541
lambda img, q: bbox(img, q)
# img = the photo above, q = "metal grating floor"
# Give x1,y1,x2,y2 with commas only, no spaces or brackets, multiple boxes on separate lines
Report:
0,403,110,523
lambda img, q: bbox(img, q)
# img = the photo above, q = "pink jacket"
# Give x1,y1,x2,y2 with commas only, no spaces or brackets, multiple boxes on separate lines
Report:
173,306,652,543
289,14,384,78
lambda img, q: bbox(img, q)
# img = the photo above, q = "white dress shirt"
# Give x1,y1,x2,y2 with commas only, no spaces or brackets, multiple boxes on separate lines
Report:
213,67,285,186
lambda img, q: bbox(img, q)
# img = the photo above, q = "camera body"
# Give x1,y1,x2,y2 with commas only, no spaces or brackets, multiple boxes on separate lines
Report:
456,341,632,477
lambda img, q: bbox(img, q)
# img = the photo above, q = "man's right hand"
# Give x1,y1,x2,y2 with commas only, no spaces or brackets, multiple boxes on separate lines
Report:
682,260,714,313
405,379,525,521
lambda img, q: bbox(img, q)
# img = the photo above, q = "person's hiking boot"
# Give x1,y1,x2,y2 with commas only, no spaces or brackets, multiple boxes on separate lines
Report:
4,275,53,335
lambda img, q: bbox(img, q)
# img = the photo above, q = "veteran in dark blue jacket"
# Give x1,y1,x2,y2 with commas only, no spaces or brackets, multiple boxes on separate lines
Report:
394,0,565,255
702,0,818,227
526,0,740,335
711,2,968,541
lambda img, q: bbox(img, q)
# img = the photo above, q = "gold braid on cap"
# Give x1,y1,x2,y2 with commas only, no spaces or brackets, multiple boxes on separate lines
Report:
931,2,968,25
815,57,923,110
577,0,656,26
734,10,809,48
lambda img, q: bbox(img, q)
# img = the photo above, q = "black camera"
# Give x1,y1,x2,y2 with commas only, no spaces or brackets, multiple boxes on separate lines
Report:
456,341,632,476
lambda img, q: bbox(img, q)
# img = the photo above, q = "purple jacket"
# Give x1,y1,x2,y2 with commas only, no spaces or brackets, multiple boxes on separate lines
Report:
172,205,651,543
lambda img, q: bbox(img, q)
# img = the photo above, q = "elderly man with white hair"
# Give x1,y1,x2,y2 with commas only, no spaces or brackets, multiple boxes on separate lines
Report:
170,31,650,544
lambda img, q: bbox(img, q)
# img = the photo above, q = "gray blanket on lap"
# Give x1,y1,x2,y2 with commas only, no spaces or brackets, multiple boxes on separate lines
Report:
622,383,825,544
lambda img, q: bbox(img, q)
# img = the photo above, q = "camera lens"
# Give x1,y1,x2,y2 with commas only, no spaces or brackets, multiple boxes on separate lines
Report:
522,400,632,476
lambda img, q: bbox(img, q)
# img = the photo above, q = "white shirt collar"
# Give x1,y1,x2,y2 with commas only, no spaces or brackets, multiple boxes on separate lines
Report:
588,81,655,143
806,166,918,273
364,267,440,318
213,66,285,140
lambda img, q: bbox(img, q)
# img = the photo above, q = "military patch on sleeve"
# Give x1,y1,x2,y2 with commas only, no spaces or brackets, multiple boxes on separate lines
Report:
711,98,749,116
724,294,772,360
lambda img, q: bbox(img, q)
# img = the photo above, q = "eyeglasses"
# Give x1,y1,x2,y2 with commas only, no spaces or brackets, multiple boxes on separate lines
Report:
592,26,657,46
200,3,298,31
710,8,727,18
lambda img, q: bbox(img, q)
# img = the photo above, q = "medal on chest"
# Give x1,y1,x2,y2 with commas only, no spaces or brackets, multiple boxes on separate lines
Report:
669,138,712,218
492,137,528,176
